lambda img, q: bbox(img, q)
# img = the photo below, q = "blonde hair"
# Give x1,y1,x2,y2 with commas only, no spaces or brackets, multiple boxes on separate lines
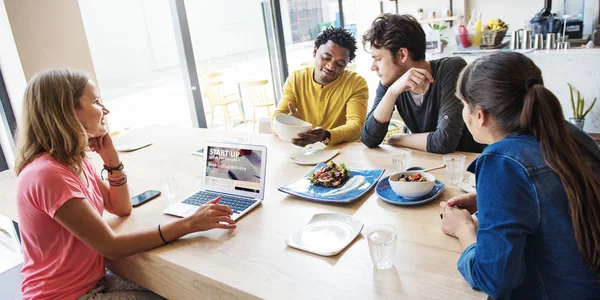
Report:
15,69,90,175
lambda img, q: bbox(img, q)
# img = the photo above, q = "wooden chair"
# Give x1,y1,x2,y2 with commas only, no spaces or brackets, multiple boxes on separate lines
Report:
203,71,223,82
202,71,239,100
204,81,246,130
241,80,275,132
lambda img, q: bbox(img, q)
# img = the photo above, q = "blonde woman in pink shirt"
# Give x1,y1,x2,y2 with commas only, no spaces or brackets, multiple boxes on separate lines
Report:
15,69,236,300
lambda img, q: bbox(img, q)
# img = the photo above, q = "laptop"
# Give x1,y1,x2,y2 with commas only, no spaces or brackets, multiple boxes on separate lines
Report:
164,142,267,221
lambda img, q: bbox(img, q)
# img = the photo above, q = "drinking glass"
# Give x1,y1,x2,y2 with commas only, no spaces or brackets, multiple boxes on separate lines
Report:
442,154,466,185
392,148,412,172
366,224,397,270
160,176,180,205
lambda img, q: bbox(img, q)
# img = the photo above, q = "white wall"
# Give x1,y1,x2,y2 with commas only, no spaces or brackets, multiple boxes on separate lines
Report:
583,0,596,35
373,0,466,18
4,0,99,83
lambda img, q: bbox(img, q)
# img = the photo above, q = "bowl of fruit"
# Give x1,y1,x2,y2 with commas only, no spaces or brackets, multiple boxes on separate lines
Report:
481,18,508,49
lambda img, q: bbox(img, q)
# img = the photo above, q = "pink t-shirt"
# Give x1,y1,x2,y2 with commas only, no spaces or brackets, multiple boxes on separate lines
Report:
17,154,106,300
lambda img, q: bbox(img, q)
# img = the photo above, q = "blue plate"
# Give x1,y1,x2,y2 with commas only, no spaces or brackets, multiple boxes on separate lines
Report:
278,163,385,203
376,175,445,206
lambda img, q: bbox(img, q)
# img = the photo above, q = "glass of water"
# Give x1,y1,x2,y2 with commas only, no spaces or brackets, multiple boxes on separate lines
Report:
392,148,412,172
160,176,180,205
442,154,466,185
366,224,397,270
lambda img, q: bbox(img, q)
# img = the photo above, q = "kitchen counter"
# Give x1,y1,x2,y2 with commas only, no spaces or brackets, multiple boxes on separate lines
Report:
431,48,600,133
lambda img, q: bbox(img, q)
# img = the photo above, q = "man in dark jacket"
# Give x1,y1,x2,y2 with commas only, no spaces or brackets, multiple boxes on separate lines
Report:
361,14,485,154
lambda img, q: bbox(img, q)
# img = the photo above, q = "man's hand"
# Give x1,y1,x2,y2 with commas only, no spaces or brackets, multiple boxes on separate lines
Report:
385,133,405,146
288,102,300,119
292,127,329,147
389,68,434,95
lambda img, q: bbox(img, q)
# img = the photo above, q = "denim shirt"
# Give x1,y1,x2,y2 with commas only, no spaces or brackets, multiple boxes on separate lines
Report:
458,126,600,300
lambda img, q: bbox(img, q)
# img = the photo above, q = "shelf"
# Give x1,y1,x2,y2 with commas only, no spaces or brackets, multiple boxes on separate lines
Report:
418,16,457,24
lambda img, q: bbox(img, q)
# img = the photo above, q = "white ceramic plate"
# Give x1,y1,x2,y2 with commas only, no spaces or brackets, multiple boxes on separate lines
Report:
285,213,363,256
457,172,476,193
290,149,340,165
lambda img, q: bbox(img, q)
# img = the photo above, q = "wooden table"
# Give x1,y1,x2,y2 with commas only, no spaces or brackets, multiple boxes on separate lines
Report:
590,133,600,144
0,126,485,299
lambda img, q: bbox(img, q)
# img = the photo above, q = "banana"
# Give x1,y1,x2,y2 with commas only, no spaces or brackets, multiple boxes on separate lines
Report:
484,18,508,31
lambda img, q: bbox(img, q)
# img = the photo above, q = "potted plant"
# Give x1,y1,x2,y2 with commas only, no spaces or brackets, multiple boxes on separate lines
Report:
428,23,449,50
568,83,597,130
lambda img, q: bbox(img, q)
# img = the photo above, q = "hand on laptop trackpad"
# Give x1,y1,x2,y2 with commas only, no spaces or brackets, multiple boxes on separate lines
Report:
165,203,196,218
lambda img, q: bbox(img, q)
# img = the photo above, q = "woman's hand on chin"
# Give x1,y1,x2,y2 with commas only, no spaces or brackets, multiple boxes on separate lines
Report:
89,133,119,165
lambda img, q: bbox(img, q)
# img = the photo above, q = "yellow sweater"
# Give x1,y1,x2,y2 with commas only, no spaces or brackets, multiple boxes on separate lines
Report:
273,67,368,145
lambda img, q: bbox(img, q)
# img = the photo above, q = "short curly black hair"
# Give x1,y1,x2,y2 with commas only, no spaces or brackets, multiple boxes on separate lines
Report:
314,27,357,62
362,14,426,61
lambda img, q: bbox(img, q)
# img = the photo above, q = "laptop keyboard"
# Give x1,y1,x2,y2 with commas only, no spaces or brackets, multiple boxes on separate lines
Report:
181,191,257,214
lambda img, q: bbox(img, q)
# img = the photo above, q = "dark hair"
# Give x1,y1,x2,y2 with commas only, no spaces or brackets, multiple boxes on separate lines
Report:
314,27,357,62
457,52,600,278
361,14,426,61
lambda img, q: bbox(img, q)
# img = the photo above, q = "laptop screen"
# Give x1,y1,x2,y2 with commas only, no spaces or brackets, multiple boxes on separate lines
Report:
205,145,264,195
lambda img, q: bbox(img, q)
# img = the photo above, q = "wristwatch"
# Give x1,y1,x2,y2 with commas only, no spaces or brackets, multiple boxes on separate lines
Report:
322,131,331,145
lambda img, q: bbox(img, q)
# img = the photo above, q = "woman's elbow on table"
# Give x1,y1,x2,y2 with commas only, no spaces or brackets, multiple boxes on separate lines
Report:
114,206,132,217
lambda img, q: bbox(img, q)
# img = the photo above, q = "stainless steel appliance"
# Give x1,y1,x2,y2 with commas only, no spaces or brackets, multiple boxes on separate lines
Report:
530,0,562,36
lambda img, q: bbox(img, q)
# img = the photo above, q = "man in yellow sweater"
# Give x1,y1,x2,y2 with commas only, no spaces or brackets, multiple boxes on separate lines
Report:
273,27,368,147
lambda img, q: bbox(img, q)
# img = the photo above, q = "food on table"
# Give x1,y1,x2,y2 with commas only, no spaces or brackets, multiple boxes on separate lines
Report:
308,161,350,187
395,173,430,183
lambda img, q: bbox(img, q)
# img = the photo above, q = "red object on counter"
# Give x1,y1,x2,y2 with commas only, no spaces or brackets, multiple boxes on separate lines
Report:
458,25,472,48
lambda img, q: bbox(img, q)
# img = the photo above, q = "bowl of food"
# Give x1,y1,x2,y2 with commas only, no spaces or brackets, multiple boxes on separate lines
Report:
388,171,435,199
273,114,312,142
308,161,350,187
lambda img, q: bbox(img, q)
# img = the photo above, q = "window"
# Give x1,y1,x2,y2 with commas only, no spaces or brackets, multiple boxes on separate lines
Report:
79,0,196,132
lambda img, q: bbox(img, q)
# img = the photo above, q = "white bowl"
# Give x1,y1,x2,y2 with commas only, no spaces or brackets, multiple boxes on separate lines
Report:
273,114,312,142
388,171,435,199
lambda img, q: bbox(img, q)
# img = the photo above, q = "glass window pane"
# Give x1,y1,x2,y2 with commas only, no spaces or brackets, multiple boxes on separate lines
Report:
184,0,276,131
79,0,194,132
282,0,340,72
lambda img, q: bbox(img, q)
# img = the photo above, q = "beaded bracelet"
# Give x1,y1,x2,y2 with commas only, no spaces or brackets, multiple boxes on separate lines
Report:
101,162,124,180
108,173,128,187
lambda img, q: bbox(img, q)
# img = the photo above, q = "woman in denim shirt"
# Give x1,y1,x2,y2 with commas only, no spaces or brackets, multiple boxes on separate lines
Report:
439,52,600,299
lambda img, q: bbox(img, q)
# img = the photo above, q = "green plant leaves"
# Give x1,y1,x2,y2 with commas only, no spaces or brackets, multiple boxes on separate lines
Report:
568,83,597,119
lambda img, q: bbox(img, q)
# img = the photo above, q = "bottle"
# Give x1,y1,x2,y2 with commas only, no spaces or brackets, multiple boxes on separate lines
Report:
467,9,477,27
472,13,483,47
457,16,472,48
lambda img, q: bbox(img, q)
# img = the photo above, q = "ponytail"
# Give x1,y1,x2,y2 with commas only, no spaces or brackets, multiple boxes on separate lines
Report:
521,84,600,277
